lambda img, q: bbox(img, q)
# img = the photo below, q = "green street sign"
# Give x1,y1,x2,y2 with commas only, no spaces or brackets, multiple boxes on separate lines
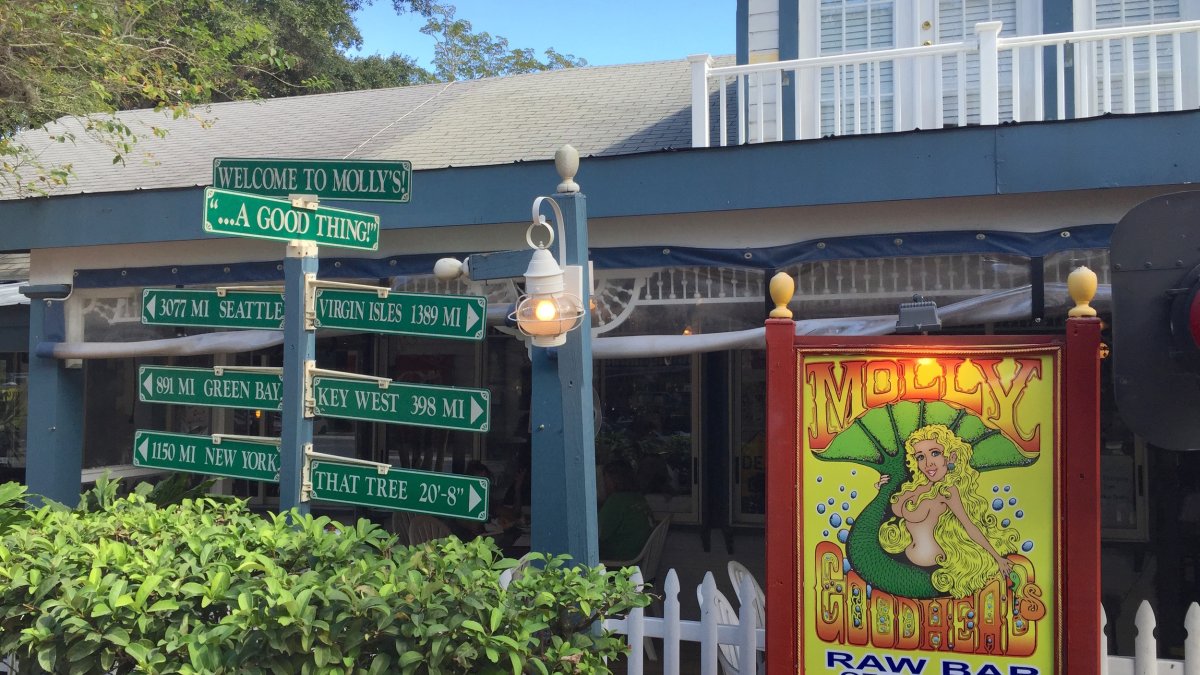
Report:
311,374,489,433
133,430,280,482
213,158,411,203
138,365,283,411
142,288,285,330
314,288,486,340
308,460,488,521
203,187,380,251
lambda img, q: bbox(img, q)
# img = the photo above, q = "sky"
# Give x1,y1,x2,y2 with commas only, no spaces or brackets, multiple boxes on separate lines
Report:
350,1,736,70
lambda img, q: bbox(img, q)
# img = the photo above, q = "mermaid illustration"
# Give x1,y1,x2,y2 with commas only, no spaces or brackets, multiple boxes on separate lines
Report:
875,424,1020,597
812,399,1037,600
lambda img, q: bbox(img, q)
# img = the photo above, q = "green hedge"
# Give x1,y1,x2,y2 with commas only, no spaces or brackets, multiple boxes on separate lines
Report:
0,482,649,674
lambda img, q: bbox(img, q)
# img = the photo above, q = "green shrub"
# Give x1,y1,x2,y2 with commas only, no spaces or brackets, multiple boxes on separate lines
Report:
0,482,649,674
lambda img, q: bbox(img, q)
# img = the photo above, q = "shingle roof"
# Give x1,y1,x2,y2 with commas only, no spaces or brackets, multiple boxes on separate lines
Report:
7,57,730,199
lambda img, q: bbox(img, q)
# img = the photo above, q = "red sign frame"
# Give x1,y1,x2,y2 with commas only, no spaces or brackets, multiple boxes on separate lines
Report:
764,323,1101,674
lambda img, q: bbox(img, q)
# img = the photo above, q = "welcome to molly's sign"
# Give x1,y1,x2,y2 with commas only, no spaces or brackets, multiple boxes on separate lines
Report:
762,324,1103,675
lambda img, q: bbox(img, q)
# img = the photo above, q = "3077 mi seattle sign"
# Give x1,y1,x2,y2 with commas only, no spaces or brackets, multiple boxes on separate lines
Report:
203,187,380,251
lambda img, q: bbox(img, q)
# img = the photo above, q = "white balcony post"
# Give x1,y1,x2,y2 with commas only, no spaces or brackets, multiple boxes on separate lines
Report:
977,21,1003,126
689,54,714,148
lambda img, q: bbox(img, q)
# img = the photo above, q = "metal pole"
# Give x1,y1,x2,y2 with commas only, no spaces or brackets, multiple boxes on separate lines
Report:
280,240,317,514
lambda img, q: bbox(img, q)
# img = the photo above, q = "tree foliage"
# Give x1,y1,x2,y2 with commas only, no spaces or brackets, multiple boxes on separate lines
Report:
420,4,586,82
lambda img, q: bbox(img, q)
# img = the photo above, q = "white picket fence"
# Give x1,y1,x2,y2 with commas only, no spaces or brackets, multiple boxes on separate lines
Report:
606,567,1200,675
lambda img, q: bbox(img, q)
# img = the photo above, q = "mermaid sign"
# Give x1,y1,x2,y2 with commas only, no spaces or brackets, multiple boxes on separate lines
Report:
799,348,1059,675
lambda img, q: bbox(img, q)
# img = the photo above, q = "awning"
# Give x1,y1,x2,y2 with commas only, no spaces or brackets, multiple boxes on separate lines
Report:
34,283,1107,361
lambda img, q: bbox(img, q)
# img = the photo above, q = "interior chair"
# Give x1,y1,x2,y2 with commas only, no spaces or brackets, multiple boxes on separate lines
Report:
696,583,744,675
407,514,452,545
600,514,673,585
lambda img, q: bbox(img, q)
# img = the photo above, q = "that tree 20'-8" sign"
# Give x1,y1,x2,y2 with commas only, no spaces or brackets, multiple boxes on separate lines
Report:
759,326,1105,675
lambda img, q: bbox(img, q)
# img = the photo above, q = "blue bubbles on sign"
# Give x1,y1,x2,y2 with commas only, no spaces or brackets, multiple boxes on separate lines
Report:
851,470,858,476
843,559,851,573
850,490,858,499
823,530,830,537
830,513,843,528
847,517,855,526
1016,510,1024,519
828,498,835,506
1022,540,1034,552
1004,485,1012,493
838,530,849,543
1002,519,1011,527
840,485,846,492
817,503,826,514
816,475,823,483
1008,497,1017,506
992,498,1004,511
993,485,1000,493
842,502,850,511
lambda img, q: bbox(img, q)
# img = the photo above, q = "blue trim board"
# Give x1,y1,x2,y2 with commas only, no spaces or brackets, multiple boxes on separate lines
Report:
736,0,749,65
1,111,1198,252
70,224,1115,290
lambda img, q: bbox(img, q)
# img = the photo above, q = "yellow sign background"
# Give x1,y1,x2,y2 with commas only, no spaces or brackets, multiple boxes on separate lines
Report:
800,350,1058,675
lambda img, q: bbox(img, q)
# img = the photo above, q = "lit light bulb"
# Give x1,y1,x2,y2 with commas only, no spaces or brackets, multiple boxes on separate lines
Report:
534,299,558,321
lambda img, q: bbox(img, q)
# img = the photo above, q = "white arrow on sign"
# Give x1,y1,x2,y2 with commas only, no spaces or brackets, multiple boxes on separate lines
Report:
136,436,148,462
142,372,154,397
468,486,481,512
470,398,484,424
146,293,156,319
466,305,480,332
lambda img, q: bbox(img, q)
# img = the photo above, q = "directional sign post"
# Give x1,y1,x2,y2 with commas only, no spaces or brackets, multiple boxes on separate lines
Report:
309,373,489,433
313,288,486,340
142,288,285,330
138,366,283,410
133,430,281,482
213,158,411,203
307,460,489,521
203,187,380,251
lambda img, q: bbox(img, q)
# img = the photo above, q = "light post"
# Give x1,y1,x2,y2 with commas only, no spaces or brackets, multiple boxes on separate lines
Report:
435,145,597,565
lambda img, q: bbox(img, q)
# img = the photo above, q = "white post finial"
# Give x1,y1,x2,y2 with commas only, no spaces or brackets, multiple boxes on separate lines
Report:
555,144,580,194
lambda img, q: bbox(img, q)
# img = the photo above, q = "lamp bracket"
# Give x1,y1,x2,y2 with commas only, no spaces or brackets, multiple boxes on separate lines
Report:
530,196,567,263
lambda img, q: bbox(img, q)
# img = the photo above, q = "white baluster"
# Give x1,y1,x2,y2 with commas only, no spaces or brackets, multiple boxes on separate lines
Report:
976,21,1002,126
627,569,645,675
737,575,759,675
689,54,713,148
700,573,719,675
1134,600,1157,675
1123,37,1135,114
1185,602,1199,675
664,570,681,674
1101,604,1110,675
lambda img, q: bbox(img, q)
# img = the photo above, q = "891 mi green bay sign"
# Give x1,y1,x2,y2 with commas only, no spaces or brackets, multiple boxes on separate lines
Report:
307,460,488,521
204,187,380,251
138,365,283,411
313,288,486,340
310,375,489,432
134,430,280,482
213,158,411,203
142,288,284,330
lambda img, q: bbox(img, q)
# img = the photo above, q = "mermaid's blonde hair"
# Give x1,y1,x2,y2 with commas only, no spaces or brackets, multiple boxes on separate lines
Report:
878,424,1019,597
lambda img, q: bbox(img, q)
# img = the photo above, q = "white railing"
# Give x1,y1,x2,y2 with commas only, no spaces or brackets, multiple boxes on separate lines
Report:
608,567,1198,675
691,19,1200,146
604,569,766,675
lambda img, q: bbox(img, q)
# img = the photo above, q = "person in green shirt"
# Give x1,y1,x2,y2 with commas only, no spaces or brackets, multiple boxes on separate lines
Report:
598,459,655,561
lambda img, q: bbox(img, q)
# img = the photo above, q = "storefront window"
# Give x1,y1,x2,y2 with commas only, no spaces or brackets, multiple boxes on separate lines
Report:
732,350,767,523
0,353,27,482
596,356,700,523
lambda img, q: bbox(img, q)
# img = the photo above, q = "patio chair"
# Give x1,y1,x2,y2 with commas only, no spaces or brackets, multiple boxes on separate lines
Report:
696,583,743,675
407,514,451,545
726,560,766,628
